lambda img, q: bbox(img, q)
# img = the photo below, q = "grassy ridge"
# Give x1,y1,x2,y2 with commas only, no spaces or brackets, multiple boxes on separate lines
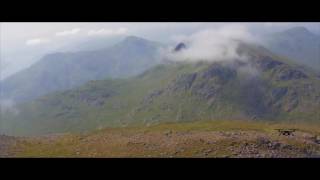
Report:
11,120,320,157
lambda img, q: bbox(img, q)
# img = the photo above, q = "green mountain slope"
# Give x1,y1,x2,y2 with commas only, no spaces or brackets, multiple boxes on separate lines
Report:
1,43,320,136
0,36,163,102
263,26,320,71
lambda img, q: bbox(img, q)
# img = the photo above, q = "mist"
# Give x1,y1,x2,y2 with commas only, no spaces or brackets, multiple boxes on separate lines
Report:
0,99,19,115
1,23,318,81
163,24,259,63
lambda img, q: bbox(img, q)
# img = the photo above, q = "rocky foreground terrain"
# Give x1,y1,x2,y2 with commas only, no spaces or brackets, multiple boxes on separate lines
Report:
2,120,320,158
0,135,18,157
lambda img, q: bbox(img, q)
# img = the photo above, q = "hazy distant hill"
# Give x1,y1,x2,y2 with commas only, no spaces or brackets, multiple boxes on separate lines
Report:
0,36,163,102
263,26,320,71
2,42,320,136
57,36,126,52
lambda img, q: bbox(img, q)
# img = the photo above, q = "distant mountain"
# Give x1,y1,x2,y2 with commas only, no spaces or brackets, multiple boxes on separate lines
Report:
57,36,126,52
0,36,163,102
263,26,320,71
2,42,320,136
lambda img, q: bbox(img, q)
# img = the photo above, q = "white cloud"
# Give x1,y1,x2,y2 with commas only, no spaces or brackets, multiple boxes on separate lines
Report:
25,38,50,46
55,28,81,36
165,24,255,62
88,27,128,36
0,99,19,115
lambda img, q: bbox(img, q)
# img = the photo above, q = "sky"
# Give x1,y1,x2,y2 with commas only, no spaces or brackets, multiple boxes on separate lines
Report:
1,22,319,80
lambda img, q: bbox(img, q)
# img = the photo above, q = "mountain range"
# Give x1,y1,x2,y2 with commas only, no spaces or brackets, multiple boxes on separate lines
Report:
1,40,320,136
0,36,163,102
1,26,320,136
1,27,319,103
263,26,320,71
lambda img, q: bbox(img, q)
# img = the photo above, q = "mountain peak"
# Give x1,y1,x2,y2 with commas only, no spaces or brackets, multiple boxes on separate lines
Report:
174,42,187,52
282,26,313,36
123,36,148,43
118,36,162,50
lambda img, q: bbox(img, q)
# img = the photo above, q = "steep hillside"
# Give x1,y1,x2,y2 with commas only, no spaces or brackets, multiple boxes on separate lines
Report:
263,26,320,71
1,42,320,136
0,36,163,102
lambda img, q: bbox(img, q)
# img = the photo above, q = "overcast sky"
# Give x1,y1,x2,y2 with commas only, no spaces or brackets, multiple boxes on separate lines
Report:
0,22,319,79
2,22,320,46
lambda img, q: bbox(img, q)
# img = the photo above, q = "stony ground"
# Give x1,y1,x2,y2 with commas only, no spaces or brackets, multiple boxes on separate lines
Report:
2,121,320,158
0,135,18,157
